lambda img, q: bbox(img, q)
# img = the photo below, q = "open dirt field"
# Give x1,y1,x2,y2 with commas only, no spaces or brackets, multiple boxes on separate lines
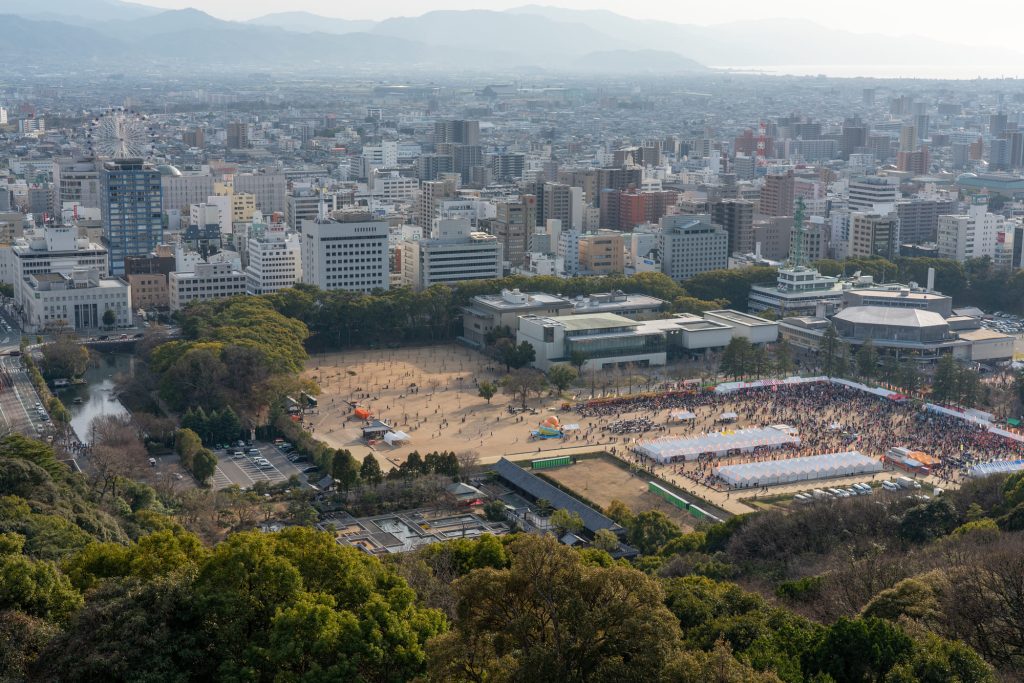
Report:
541,457,696,530
304,345,584,470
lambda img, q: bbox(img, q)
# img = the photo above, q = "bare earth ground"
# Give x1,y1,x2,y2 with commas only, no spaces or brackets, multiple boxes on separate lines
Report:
304,345,952,516
542,457,696,530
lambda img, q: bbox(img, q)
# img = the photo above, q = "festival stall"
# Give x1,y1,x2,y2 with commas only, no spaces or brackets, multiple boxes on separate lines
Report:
715,451,882,488
670,410,697,422
636,426,800,464
970,460,1024,477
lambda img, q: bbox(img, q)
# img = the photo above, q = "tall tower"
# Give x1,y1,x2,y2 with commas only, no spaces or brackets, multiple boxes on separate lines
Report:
100,159,163,276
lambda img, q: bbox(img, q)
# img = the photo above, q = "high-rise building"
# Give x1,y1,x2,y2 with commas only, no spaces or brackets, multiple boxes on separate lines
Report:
896,148,929,175
711,199,755,255
991,112,1008,140
849,211,900,260
226,122,249,149
160,169,214,214
937,197,1006,263
542,182,583,231
848,176,899,212
52,158,100,218
245,222,302,295
402,219,502,290
896,198,958,244
759,171,795,217
489,153,526,182
433,120,480,146
234,172,287,215
300,207,389,293
658,214,729,281
492,196,537,268
183,129,204,148
100,159,163,276
417,153,454,181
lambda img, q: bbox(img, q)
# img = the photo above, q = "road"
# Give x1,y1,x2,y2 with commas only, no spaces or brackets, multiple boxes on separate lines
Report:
0,355,48,438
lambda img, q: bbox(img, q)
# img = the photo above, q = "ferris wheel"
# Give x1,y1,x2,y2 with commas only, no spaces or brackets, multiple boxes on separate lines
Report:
86,107,156,160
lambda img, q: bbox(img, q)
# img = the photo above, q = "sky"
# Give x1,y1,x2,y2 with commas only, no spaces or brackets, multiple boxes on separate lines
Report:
135,0,1017,51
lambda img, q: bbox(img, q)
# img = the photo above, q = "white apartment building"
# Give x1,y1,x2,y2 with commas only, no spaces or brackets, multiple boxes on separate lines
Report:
300,210,390,293
20,268,132,334
245,223,302,295
168,261,247,311
401,219,502,291
937,198,1006,263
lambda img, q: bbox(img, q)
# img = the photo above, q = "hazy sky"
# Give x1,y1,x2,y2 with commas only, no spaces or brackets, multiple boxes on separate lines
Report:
136,0,1016,50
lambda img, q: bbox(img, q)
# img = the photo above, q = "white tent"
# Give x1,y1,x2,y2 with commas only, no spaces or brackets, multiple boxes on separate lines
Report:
715,451,882,488
670,410,697,421
636,427,799,464
383,431,411,445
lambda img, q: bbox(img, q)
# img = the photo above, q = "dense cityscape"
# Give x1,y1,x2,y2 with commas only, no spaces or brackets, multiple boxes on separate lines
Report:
3,1,1024,682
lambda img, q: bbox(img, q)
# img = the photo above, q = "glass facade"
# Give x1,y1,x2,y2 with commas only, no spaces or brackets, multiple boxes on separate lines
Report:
566,332,666,360
101,161,163,276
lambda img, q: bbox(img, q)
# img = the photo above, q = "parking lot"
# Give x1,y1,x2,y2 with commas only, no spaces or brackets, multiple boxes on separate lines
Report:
211,442,310,490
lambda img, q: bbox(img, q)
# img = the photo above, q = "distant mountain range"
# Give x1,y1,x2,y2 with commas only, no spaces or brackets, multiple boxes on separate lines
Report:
0,0,1019,73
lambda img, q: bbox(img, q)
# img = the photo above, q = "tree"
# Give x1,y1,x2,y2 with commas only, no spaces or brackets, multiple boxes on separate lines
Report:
549,508,584,536
592,528,620,553
751,345,770,379
932,354,958,404
102,308,116,328
856,340,878,381
628,510,683,555
331,449,360,492
569,349,588,372
833,342,850,378
476,380,497,404
819,323,840,377
546,364,578,393
425,535,683,683
773,339,794,376
359,453,383,486
39,336,90,380
720,337,753,379
805,617,913,683
501,368,547,410
502,340,537,371
174,428,203,471
191,448,218,485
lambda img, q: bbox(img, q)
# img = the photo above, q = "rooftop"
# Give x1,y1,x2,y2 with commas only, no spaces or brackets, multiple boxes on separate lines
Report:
958,328,1013,342
833,306,948,328
540,312,640,332
706,309,776,327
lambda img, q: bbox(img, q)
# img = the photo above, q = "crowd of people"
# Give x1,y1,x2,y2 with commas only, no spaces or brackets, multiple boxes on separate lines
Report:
573,381,1024,490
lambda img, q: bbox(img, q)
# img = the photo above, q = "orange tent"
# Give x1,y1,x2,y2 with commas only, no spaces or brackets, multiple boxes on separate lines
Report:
907,450,938,467
354,407,371,420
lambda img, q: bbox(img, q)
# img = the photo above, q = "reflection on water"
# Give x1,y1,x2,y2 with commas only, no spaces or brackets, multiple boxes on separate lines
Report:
61,353,132,443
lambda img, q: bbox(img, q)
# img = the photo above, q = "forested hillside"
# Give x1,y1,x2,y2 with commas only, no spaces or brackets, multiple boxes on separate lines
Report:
0,434,1014,682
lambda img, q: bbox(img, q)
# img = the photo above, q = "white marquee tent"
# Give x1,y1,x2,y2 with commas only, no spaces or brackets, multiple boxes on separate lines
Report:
636,427,799,464
715,451,882,488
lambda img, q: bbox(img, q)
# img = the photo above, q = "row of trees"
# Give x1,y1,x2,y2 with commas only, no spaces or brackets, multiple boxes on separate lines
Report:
180,406,243,447
173,428,218,485
718,338,793,379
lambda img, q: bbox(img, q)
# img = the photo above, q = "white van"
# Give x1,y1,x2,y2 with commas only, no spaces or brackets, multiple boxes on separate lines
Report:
881,480,899,491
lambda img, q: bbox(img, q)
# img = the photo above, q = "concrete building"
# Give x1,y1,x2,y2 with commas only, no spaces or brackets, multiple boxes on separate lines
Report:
52,158,100,217
169,261,247,311
578,230,625,274
712,199,755,255
8,225,108,287
557,230,582,276
748,266,844,317
401,219,502,291
286,187,337,230
658,214,729,282
100,159,163,276
226,122,249,149
759,171,794,216
937,197,1007,263
848,176,899,212
461,289,574,346
301,208,389,293
234,172,287,215
124,244,175,310
160,169,214,214
492,196,537,269
245,222,301,295
20,268,131,333
542,182,583,231
849,211,900,260
703,310,779,344
896,198,958,244
517,312,668,371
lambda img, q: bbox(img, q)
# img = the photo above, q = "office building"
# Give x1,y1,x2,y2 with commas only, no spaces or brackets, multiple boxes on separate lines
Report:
226,122,249,149
434,120,480,145
896,198,958,244
417,153,454,182
160,169,214,214
711,199,755,255
848,176,899,212
52,158,100,217
658,214,729,282
492,196,537,269
578,230,625,274
401,219,502,290
849,211,900,260
100,159,163,276
937,197,1007,263
286,187,337,230
124,244,176,310
169,261,247,311
20,268,131,333
517,313,667,371
245,222,302,295
759,171,795,216
301,207,389,293
233,172,287,215
542,182,583,231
